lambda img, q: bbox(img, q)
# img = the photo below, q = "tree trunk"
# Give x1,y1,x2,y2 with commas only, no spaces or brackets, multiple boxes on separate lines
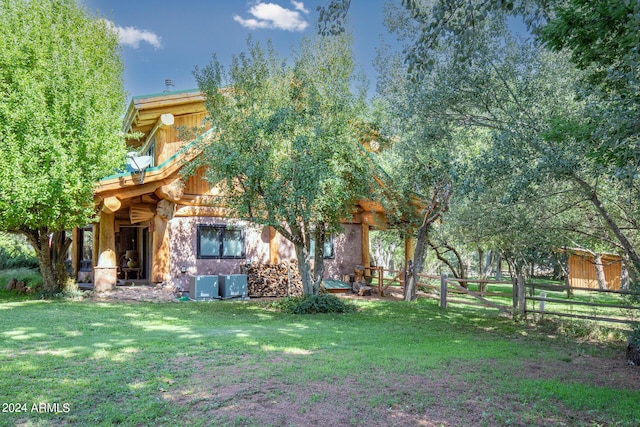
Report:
573,176,640,282
557,253,573,297
495,254,502,281
23,228,70,294
404,223,428,301
294,243,314,295
312,225,326,295
404,182,452,301
429,240,466,282
594,253,608,290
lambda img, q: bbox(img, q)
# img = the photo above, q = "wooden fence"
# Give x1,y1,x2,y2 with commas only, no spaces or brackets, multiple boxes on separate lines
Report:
365,267,640,324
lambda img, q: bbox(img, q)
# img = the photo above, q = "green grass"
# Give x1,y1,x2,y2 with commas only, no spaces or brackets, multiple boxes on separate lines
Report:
0,292,638,426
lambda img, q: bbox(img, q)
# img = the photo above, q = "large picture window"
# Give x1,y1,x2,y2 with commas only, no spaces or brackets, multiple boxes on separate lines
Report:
310,234,335,259
197,225,245,259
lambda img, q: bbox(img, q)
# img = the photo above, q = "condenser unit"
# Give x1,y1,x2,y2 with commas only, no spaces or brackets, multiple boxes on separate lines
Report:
189,275,220,301
218,274,248,299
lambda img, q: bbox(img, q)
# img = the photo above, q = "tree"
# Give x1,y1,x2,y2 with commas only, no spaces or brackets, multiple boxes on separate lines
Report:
192,35,370,295
539,0,640,279
0,0,126,293
374,40,454,301
321,0,640,282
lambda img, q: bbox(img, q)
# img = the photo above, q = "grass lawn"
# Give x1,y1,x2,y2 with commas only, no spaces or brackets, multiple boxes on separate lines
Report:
0,290,639,426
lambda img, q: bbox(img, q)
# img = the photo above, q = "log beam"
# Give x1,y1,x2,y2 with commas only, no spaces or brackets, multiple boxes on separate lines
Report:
95,211,117,292
174,205,231,217
102,196,121,214
151,214,171,283
143,113,174,150
362,223,371,275
97,211,116,267
155,179,184,202
269,227,279,264
71,227,79,276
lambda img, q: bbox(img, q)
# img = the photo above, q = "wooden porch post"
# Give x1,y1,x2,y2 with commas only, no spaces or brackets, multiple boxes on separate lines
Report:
152,200,174,283
362,223,371,276
94,210,117,292
269,227,279,264
92,223,99,268
97,211,116,266
71,228,79,277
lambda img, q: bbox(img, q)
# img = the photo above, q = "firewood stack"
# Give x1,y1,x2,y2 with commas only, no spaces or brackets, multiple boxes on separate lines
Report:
246,261,303,297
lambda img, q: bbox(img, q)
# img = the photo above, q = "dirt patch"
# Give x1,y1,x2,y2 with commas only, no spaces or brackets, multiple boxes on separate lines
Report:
163,352,639,427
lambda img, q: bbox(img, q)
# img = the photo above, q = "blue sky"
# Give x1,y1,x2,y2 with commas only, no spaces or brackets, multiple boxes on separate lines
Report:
82,0,397,101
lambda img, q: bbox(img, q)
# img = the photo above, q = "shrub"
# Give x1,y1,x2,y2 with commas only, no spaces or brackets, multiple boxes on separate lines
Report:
275,294,357,314
0,268,42,290
628,324,640,348
0,232,38,270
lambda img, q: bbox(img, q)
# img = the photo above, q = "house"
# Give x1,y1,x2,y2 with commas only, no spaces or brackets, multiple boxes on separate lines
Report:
564,248,624,290
70,89,411,292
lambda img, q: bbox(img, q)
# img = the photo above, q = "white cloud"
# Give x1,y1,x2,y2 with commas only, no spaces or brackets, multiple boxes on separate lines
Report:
233,2,309,32
291,1,309,14
105,20,162,49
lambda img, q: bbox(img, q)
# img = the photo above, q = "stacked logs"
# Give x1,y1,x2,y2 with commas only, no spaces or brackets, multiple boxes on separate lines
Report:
246,261,303,297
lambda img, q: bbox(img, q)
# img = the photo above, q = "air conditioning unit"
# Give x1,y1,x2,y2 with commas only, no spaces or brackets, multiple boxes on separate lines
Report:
219,274,248,299
189,275,220,301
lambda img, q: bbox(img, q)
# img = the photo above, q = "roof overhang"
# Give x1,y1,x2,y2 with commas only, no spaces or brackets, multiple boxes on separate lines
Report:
122,89,207,147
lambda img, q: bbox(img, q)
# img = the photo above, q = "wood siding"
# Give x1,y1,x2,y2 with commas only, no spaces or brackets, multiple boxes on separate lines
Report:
157,112,207,164
184,166,212,196
568,253,622,290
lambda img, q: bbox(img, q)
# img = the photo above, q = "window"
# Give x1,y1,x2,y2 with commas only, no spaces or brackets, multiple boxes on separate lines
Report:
310,234,334,259
197,225,245,259
78,226,93,270
144,141,155,167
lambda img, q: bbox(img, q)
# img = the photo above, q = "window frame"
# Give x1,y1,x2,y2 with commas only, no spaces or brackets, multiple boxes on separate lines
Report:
196,224,246,259
78,226,93,271
310,234,335,260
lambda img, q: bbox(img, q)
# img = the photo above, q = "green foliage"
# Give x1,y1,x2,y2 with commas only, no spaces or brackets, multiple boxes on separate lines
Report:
273,294,357,314
193,34,371,294
0,0,126,291
541,0,639,85
0,0,126,232
628,324,640,348
0,232,37,269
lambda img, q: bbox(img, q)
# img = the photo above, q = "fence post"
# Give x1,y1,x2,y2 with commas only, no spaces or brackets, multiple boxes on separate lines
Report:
378,266,383,296
517,274,526,317
539,291,546,316
440,273,448,308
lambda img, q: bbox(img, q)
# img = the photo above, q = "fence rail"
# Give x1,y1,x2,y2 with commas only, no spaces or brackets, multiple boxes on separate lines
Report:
364,267,639,324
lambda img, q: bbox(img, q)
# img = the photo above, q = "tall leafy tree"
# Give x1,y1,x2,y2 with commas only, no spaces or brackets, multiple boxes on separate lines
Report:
321,0,640,281
192,35,370,295
540,0,640,279
375,3,587,298
0,0,126,293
